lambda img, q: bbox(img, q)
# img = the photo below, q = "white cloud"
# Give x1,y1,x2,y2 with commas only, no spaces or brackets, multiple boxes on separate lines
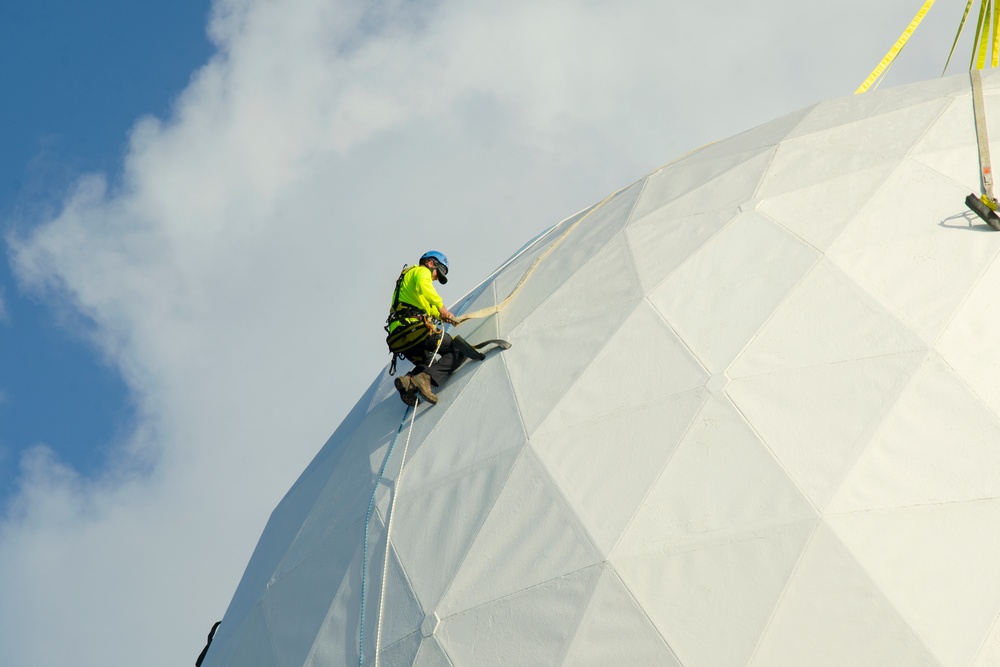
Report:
0,1,965,665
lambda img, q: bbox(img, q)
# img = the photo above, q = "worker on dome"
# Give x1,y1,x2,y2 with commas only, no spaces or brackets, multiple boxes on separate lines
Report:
385,251,467,406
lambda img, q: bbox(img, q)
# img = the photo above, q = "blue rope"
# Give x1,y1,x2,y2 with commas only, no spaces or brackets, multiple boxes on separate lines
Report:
359,404,411,666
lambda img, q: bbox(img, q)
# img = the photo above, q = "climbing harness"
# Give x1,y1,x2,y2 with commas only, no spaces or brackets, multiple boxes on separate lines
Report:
384,266,444,374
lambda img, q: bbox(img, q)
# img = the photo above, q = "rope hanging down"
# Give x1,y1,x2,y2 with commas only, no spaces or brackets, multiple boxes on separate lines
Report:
374,399,418,666
358,404,410,667
359,331,438,667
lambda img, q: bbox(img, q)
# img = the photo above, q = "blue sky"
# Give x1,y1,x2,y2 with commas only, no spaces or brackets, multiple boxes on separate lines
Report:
0,2,976,666
0,0,212,497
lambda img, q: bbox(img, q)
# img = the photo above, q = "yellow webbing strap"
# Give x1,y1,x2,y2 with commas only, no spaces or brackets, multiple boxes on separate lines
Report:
943,0,975,75
974,0,992,69
993,0,1000,66
856,0,937,94
971,0,985,69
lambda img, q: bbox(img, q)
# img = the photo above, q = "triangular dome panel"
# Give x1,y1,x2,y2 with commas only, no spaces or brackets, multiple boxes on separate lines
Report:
759,98,948,199
616,518,816,667
561,566,680,667
507,234,643,336
437,449,601,616
973,616,1000,667
648,210,819,373
633,147,775,221
828,203,999,342
399,359,524,494
215,604,278,667
828,500,1000,666
937,255,1000,417
756,162,895,251
498,182,642,332
390,447,521,611
751,523,940,667
411,636,453,666
505,300,637,435
728,351,924,509
536,300,708,434
728,259,926,378
531,388,707,554
625,206,735,292
438,564,602,666
265,521,369,667
829,354,1000,512
372,632,422,666
681,106,809,165
615,395,817,556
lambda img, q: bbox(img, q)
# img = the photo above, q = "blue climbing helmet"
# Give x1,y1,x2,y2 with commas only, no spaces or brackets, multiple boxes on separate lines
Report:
420,250,449,284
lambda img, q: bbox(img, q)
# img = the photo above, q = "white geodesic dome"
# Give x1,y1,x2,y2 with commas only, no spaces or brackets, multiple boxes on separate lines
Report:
204,71,1000,667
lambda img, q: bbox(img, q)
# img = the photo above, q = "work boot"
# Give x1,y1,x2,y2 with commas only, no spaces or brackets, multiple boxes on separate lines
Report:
394,376,417,407
410,372,438,404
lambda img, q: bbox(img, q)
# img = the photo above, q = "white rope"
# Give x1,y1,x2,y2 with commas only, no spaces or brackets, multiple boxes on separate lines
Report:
371,333,443,667
374,402,417,666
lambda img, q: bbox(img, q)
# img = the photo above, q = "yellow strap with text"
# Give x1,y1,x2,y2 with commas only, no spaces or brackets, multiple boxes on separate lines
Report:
856,0,937,93
975,0,991,69
993,0,1000,66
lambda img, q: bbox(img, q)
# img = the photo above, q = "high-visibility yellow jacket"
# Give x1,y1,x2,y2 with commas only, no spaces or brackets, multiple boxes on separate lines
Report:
388,265,443,332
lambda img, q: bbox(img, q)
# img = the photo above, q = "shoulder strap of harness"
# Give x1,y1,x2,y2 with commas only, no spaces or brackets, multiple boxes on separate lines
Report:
389,265,409,314
386,265,429,325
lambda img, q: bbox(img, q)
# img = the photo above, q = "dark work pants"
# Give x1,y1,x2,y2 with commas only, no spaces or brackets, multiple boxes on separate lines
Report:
404,333,466,387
